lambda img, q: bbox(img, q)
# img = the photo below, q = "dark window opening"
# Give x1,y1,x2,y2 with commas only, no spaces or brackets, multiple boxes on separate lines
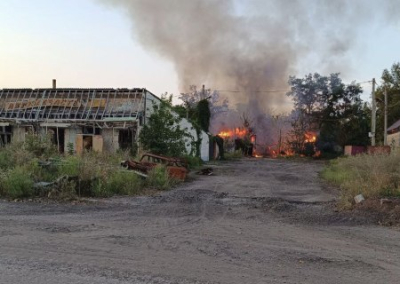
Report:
82,126,101,135
47,128,65,153
83,135,93,151
0,126,12,147
119,128,135,150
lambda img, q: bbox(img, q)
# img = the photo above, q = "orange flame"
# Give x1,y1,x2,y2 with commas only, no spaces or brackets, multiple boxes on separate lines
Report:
304,132,317,143
218,127,248,138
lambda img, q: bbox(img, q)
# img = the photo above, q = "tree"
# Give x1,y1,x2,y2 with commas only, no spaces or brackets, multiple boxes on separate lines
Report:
376,62,400,143
139,97,191,157
178,85,228,120
177,85,224,157
196,99,211,132
287,73,366,154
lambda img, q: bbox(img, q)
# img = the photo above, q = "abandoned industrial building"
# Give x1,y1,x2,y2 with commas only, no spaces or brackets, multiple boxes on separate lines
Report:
0,83,209,161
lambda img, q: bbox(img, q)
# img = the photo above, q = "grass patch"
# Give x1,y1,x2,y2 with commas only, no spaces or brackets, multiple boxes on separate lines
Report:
102,170,143,196
0,135,181,200
0,166,34,199
182,154,203,170
146,165,177,190
322,153,400,209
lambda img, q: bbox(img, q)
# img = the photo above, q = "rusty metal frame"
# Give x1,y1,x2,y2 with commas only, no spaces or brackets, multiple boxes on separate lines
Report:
0,88,152,128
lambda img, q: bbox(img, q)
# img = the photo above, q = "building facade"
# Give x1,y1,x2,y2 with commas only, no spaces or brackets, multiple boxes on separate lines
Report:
0,87,209,161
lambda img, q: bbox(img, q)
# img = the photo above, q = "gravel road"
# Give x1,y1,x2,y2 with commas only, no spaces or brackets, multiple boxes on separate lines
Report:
1,158,400,284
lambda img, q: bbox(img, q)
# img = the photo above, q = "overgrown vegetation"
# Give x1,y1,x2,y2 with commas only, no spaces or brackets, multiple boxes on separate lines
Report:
146,165,177,191
322,153,400,209
139,95,193,157
0,134,179,200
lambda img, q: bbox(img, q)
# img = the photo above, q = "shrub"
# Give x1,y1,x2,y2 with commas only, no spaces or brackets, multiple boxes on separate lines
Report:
0,167,34,199
0,149,11,170
0,143,34,169
146,165,175,190
103,170,142,196
182,155,202,170
24,133,58,158
59,155,82,177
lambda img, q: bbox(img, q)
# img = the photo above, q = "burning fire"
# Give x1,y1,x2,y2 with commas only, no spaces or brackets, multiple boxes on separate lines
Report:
304,132,317,143
218,127,248,138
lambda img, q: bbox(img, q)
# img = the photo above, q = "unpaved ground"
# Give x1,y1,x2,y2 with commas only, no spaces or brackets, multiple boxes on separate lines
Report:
1,158,400,284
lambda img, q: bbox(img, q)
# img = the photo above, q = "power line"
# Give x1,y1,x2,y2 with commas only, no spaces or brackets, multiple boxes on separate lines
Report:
216,89,289,93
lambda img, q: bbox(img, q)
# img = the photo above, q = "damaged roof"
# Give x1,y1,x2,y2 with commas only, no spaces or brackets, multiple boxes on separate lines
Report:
0,88,152,123
388,118,400,134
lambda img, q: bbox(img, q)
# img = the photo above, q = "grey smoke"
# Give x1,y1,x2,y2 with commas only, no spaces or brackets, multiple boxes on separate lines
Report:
98,0,398,110
98,0,399,147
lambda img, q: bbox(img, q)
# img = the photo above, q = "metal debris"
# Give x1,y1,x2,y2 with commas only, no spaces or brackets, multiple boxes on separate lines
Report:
122,153,189,181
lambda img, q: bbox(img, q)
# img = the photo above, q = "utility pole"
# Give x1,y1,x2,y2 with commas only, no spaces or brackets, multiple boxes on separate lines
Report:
384,86,388,145
371,78,376,146
202,84,206,100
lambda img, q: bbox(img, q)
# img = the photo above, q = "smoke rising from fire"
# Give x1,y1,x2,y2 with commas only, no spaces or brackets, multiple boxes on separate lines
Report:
99,0,398,110
98,0,399,148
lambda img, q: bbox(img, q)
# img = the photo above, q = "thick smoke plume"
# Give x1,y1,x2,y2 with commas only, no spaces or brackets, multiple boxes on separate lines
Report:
99,0,398,108
99,0,399,148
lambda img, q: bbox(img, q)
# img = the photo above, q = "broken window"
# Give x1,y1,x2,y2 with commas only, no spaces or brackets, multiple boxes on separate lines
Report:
0,125,12,147
46,128,65,153
119,128,136,150
82,126,101,135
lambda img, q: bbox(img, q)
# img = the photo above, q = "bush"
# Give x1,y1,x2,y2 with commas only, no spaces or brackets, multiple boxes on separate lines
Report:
24,133,58,158
59,155,82,177
146,165,175,190
322,153,400,209
0,149,11,170
182,155,202,170
0,144,34,170
0,142,176,199
0,167,34,199
103,170,142,196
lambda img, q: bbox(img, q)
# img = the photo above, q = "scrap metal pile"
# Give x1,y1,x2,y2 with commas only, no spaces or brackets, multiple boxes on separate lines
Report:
121,153,189,181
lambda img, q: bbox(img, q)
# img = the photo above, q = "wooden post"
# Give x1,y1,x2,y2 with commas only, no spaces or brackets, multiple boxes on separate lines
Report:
384,87,388,145
371,78,376,146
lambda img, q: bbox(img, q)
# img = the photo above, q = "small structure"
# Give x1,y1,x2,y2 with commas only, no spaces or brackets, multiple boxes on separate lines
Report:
344,145,366,156
0,83,209,161
387,119,400,148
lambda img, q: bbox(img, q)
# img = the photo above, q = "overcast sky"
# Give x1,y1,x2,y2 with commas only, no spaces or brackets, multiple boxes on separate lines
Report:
0,0,399,106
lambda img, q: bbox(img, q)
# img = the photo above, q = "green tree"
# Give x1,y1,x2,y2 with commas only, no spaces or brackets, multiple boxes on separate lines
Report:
287,73,366,153
196,99,211,132
139,97,191,157
376,62,400,143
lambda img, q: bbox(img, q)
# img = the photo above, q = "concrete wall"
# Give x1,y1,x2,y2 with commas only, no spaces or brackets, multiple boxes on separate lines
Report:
144,92,161,125
102,128,119,153
11,126,26,143
199,131,210,162
178,117,209,161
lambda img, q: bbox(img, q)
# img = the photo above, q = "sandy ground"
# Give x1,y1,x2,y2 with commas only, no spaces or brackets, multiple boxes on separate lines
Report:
1,158,400,284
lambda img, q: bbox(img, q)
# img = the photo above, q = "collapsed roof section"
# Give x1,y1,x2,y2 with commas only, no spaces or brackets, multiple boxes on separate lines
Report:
0,88,152,127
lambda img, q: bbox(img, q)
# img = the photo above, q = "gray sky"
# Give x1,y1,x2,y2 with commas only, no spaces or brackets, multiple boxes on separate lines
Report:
0,0,399,108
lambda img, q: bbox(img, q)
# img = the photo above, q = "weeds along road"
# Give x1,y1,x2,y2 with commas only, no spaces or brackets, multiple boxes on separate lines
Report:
1,158,400,284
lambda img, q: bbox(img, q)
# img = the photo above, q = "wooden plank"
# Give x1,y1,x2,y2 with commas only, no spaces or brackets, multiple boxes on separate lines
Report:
75,134,84,155
93,135,103,153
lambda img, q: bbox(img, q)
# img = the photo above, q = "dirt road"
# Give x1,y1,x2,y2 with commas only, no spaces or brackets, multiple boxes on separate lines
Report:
1,158,400,284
